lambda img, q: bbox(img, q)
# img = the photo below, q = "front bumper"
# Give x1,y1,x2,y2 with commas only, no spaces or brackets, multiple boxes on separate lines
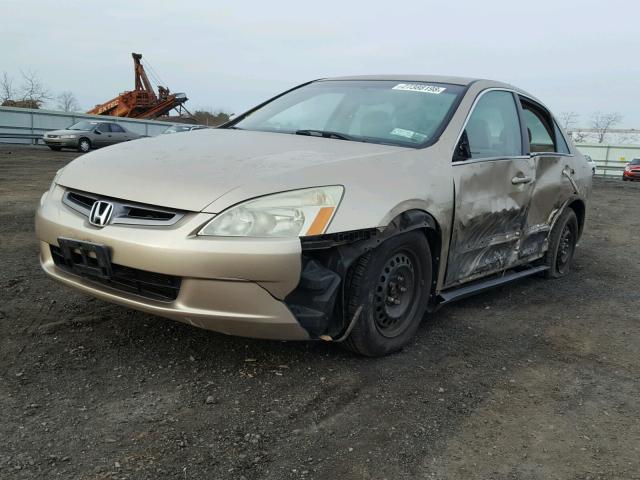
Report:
35,185,310,340
43,137,78,148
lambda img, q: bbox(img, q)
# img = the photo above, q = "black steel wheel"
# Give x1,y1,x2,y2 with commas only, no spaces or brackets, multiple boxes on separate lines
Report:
372,252,419,338
343,230,432,357
542,208,578,279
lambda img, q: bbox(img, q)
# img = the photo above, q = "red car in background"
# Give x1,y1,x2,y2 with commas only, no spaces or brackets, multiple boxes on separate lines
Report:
623,158,640,181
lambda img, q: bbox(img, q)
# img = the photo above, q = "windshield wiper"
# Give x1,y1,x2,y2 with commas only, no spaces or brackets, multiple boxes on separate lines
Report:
294,129,353,141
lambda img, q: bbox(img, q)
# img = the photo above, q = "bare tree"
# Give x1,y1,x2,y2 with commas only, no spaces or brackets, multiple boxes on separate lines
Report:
558,111,579,131
19,69,50,107
591,112,622,144
572,131,587,144
1,71,14,103
56,91,80,112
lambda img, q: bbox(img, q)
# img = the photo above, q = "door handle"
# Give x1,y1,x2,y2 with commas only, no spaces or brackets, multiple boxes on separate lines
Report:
511,175,532,185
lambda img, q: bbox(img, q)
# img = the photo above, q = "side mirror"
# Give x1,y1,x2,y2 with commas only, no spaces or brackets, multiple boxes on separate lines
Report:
453,131,471,162
94,129,102,135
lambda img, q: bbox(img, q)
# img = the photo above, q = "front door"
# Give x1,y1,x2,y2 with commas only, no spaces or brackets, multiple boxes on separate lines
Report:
445,90,535,286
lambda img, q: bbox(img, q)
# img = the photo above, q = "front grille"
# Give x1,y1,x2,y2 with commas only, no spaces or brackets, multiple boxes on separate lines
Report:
67,191,95,210
50,245,181,302
62,189,185,226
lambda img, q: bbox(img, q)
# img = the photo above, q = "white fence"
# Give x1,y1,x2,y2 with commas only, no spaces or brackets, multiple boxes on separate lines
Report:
0,106,191,144
575,144,639,177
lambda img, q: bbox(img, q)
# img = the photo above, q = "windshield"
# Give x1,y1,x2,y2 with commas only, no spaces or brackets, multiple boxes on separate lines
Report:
163,125,192,134
230,80,465,148
68,121,98,131
630,158,640,165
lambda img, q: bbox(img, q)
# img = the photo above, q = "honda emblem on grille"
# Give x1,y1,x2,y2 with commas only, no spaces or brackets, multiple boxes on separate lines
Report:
89,201,114,227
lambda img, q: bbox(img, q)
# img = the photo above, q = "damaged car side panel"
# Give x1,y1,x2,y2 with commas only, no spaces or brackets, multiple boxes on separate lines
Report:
446,156,536,286
282,82,591,342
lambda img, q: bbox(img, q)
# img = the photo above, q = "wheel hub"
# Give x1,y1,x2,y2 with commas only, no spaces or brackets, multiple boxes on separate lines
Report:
555,222,576,276
558,225,573,265
373,253,416,336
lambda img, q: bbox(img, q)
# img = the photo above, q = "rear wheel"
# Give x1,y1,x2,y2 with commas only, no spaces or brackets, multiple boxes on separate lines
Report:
78,138,91,153
48,146,62,151
343,231,431,357
542,208,578,279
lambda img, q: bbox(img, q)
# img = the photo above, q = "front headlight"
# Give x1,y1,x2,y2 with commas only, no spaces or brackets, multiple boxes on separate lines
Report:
198,186,344,237
60,134,77,139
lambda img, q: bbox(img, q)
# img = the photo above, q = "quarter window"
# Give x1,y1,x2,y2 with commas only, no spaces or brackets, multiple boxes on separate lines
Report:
461,91,522,160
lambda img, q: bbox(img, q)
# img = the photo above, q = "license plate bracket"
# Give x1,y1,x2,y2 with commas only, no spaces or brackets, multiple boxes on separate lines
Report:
57,238,112,279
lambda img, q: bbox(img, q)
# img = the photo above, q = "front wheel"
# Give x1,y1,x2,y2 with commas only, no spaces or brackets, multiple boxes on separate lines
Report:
343,231,432,357
77,138,91,153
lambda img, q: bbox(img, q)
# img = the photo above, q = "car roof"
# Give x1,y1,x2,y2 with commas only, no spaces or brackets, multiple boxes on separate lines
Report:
322,74,481,86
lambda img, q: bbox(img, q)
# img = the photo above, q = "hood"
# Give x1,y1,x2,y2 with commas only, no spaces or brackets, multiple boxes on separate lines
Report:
56,129,405,212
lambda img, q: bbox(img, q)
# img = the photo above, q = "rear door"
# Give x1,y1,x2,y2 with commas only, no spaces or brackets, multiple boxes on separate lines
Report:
518,97,578,259
445,90,535,286
94,123,114,146
109,123,128,143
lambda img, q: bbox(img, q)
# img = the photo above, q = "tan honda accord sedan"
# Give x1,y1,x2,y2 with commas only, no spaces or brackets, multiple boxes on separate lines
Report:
36,76,591,356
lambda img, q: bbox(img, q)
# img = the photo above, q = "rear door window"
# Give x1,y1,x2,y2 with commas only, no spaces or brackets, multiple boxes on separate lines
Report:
110,124,125,133
462,90,522,159
520,99,563,154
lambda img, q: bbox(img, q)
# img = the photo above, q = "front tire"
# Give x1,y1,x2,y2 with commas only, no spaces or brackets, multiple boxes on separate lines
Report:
343,231,432,357
78,138,91,153
542,208,578,279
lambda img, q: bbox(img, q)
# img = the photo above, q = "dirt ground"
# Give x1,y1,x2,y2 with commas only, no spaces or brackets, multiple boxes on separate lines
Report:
1,145,639,480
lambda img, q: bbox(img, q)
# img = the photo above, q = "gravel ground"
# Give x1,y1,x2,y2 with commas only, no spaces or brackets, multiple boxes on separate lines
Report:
1,145,639,480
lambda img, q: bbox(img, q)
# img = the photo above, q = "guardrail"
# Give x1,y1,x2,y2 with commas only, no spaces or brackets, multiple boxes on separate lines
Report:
0,106,192,144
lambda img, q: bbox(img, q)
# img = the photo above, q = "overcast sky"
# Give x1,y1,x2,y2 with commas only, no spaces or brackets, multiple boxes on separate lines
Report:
3,0,639,127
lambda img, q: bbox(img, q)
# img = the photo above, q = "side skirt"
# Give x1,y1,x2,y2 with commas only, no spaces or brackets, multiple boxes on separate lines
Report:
435,265,549,307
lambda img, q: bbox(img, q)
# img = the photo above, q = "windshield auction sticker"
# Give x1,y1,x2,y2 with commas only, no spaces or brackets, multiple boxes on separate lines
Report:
392,83,446,94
